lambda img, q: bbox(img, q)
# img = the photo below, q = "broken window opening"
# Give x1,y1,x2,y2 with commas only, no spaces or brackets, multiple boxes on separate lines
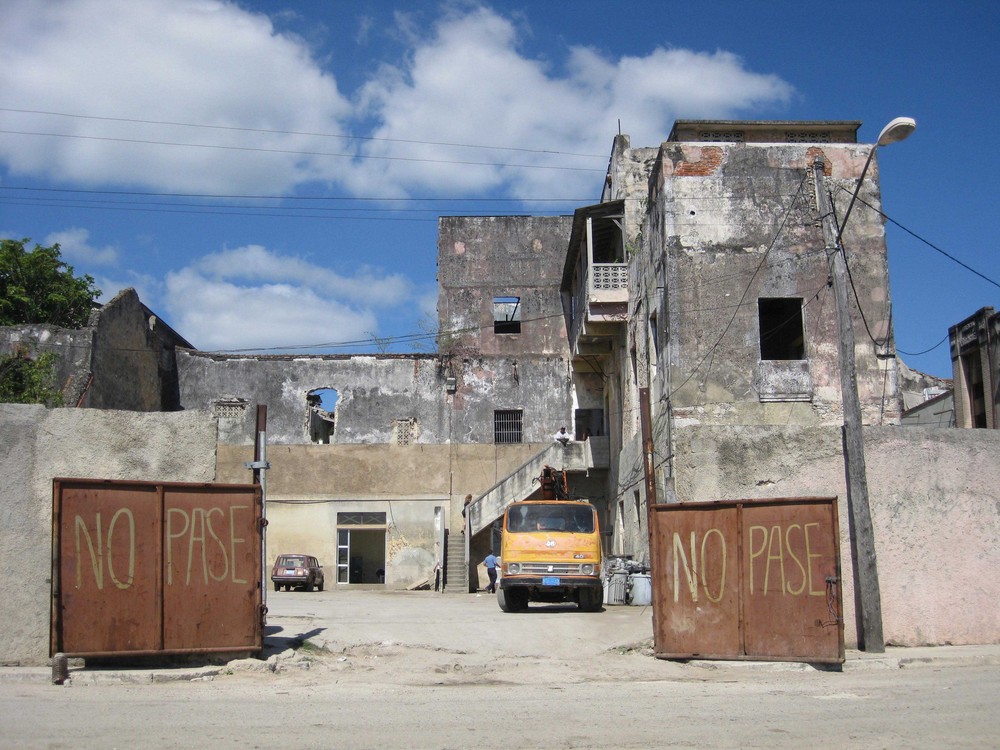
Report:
493,296,522,335
307,388,339,444
494,409,523,444
591,214,626,264
758,298,806,361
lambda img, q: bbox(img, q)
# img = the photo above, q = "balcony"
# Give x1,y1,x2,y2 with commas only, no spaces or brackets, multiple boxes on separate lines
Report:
562,201,629,356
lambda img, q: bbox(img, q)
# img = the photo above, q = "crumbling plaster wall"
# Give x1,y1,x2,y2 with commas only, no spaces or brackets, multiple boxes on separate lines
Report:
215,441,545,589
437,215,572,356
177,351,447,445
1,288,184,411
0,323,93,405
671,424,1000,647
436,215,577,442
637,141,898,428
0,404,217,665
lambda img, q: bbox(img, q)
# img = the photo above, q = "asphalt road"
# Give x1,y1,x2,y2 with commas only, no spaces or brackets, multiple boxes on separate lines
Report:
2,588,998,749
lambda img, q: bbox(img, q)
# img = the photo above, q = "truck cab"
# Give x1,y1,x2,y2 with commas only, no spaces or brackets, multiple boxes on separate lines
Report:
497,499,603,612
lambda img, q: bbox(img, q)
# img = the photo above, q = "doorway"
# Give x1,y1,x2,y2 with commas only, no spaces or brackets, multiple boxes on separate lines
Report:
336,513,387,584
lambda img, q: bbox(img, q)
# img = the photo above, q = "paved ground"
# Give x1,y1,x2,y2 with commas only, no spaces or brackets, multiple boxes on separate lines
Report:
2,588,999,748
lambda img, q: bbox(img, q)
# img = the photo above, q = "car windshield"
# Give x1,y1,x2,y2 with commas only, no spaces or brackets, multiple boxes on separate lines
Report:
506,504,595,534
279,556,305,567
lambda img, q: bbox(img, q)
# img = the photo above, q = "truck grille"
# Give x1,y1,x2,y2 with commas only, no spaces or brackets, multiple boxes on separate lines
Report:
519,562,584,575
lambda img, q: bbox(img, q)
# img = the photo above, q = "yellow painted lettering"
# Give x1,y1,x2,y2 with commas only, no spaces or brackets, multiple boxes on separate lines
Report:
700,527,726,603
229,505,248,584
783,524,807,596
205,507,229,582
188,507,208,585
672,531,698,603
165,508,189,586
804,522,824,595
74,514,103,590
106,508,135,590
763,525,787,595
747,525,768,594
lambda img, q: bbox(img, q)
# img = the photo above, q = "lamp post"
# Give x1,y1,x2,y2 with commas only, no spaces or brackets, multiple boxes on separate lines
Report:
812,117,915,653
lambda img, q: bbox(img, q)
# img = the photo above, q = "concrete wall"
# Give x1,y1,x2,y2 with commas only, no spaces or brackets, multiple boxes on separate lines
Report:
215,441,546,589
0,288,188,411
178,352,449,445
0,404,217,665
639,141,900,429
672,425,1000,647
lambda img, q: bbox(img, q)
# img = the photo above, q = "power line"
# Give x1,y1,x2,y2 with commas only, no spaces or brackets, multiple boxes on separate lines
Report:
0,129,606,173
0,185,589,203
0,107,606,159
836,187,1000,290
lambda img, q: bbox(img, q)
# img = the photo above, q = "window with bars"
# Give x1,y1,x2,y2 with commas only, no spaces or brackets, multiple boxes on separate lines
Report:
494,409,523,444
213,399,248,419
392,419,416,445
337,512,387,526
493,296,521,334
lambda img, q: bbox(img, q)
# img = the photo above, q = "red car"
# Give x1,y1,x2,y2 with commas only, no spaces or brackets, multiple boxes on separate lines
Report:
271,554,325,592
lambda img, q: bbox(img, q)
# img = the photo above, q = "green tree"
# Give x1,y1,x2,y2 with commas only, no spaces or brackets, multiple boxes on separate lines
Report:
0,238,101,327
0,350,64,406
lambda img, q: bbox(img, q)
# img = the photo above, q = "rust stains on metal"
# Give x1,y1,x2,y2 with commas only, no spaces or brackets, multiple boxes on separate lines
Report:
51,478,263,659
650,496,844,664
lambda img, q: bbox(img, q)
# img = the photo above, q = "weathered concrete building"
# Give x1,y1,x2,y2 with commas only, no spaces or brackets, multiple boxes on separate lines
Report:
0,287,191,411
949,306,1000,429
176,215,586,590
539,121,999,647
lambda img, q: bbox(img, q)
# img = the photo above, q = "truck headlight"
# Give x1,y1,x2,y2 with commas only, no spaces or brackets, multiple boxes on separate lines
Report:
581,563,595,575
506,562,521,575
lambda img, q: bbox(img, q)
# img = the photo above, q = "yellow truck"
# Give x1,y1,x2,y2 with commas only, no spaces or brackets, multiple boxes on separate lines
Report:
497,498,603,612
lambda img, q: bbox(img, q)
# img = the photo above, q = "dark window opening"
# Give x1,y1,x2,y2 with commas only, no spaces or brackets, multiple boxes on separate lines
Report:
493,297,521,334
494,409,523,444
574,408,604,440
963,351,988,428
758,298,805,360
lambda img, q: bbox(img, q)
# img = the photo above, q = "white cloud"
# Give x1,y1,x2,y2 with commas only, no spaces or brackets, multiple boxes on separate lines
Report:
0,0,351,193
44,228,118,265
192,245,411,308
346,7,795,198
162,245,402,350
1,2,794,200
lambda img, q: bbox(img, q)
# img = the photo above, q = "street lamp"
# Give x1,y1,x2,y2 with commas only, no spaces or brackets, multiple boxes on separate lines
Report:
812,116,916,653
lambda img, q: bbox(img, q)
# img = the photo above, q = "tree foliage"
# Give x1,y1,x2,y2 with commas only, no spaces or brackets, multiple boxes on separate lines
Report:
0,238,101,327
0,351,64,406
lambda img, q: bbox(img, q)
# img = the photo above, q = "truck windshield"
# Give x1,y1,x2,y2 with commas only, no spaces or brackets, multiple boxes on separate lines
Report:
506,504,595,534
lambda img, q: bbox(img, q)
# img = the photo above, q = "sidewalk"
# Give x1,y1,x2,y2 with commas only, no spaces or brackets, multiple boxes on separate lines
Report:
4,643,998,686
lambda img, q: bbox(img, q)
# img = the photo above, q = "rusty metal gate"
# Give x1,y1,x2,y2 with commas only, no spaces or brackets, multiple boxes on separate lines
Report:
650,497,844,664
51,478,263,659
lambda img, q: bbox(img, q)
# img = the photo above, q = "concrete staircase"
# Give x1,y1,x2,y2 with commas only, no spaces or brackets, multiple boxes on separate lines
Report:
467,437,608,537
443,529,468,593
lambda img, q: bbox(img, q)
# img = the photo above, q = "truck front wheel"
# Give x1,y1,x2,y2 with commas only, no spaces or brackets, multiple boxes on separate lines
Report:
498,587,528,612
578,588,603,612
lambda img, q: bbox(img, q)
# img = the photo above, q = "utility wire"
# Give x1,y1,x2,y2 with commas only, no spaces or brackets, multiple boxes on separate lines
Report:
836,188,1000,290
0,129,605,173
0,107,606,159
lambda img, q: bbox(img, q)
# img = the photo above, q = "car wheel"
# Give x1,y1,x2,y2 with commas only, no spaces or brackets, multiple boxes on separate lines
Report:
317,581,324,592
274,582,280,592
305,580,314,592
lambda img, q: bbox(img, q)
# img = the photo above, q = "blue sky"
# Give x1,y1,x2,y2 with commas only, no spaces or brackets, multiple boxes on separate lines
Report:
1,0,997,378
